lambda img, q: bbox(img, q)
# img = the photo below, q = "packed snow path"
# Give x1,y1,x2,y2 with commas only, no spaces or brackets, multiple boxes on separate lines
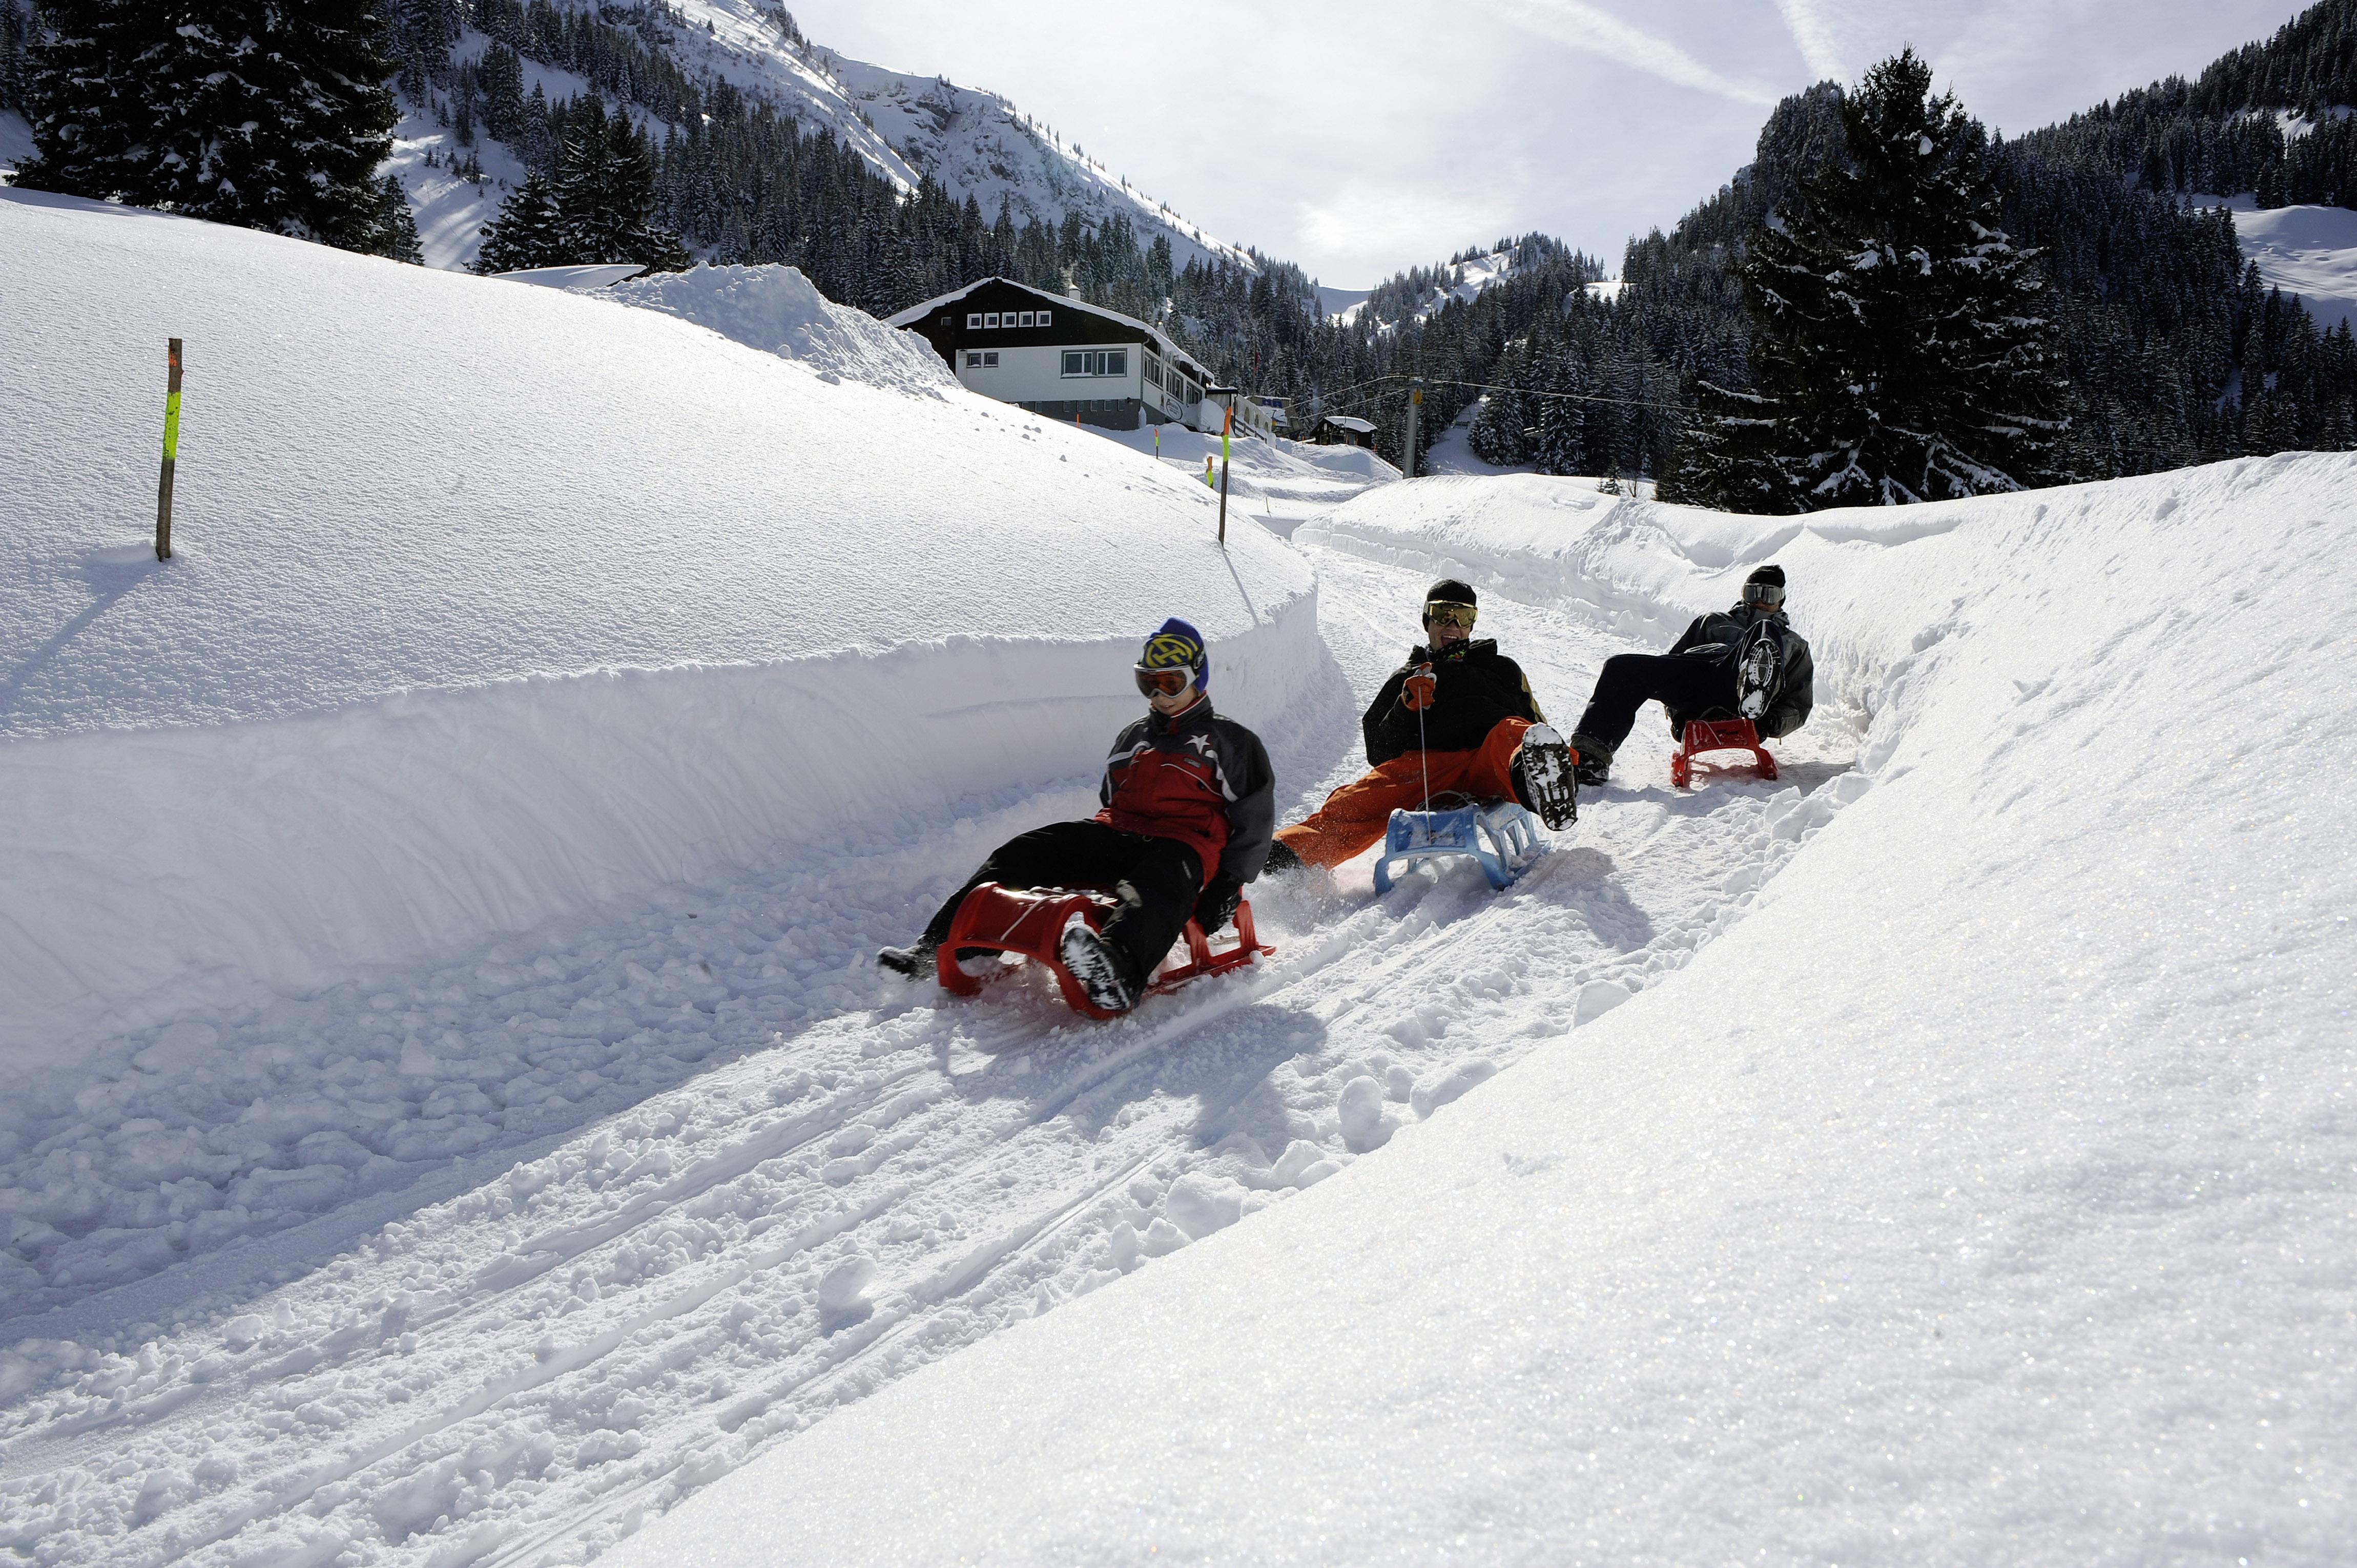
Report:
0,545,1856,1568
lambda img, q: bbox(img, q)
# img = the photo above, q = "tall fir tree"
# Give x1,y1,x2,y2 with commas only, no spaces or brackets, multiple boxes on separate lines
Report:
19,1,399,254
550,98,688,270
473,169,563,273
1673,50,2066,511
0,0,30,115
15,0,172,201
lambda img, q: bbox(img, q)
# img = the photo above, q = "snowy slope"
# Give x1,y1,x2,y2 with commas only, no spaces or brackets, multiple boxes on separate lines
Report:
2201,195,2357,329
1337,243,1527,325
0,187,1310,1063
615,462,2357,1565
808,46,1253,274
403,0,1252,276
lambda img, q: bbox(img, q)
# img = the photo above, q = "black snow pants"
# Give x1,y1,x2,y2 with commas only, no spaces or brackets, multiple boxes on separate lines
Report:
1573,652,1738,752
921,820,1204,985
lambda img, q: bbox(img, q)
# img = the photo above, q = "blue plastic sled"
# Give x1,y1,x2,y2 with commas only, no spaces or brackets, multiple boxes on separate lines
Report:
1371,800,1548,893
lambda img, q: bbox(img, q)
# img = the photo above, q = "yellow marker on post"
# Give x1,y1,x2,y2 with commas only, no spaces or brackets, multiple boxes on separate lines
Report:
156,338,183,560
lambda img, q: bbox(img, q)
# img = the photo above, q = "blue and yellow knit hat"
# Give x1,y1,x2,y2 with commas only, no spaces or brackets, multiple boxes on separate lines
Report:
1138,617,1209,693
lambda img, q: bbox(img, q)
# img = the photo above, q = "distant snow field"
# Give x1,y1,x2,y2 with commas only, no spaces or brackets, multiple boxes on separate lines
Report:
2188,192,2357,329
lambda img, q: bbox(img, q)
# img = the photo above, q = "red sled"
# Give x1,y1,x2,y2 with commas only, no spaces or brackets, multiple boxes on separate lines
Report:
1671,718,1779,789
934,882,1273,1021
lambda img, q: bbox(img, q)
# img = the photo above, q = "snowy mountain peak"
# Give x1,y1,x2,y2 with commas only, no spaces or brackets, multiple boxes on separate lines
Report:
432,0,1256,277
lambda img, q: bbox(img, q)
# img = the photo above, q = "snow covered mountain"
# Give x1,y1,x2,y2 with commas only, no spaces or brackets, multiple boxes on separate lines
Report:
390,0,1253,276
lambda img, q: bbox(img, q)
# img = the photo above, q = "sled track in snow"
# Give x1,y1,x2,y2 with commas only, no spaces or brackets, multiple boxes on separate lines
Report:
1,548,1867,1567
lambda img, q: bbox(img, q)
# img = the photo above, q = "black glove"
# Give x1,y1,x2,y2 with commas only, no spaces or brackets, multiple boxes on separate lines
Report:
1193,873,1243,934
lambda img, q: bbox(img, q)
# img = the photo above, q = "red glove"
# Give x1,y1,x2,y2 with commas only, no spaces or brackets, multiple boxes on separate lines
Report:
1401,663,1437,712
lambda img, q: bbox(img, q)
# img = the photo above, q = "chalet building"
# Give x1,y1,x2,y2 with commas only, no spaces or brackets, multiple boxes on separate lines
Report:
887,278,1274,437
1314,414,1377,449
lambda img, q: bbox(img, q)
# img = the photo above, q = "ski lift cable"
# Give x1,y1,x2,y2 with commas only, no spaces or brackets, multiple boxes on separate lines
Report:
1298,374,1690,419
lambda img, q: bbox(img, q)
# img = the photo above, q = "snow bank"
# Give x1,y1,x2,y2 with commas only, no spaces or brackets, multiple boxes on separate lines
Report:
606,262,953,393
0,190,1312,1053
616,456,2357,1564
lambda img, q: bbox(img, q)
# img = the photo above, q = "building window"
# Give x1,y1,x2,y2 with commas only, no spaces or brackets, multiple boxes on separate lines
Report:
1037,310,1052,327
1018,310,1035,327
964,351,999,369
1143,348,1163,388
965,352,981,368
984,351,999,367
966,313,981,329
985,312,1001,328
1061,349,1128,378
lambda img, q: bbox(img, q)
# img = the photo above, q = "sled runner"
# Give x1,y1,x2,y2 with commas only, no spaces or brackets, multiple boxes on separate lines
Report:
1670,718,1779,789
935,882,1272,1021
1371,799,1547,893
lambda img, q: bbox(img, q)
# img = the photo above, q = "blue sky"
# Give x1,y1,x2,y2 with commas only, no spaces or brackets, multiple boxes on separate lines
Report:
788,0,2311,288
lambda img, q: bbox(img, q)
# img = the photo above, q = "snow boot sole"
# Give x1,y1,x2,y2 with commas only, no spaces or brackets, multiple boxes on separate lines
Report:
1058,914,1139,1014
1515,725,1579,830
1736,626,1781,721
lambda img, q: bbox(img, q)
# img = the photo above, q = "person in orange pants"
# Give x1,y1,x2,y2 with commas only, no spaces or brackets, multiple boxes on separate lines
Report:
1266,580,1579,871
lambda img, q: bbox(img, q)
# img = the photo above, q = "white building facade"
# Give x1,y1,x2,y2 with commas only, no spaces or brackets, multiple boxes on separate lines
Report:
887,279,1272,436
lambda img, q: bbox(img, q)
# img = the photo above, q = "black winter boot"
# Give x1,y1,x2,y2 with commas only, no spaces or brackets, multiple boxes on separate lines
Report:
1567,731,1612,787
876,943,936,981
1058,915,1141,1013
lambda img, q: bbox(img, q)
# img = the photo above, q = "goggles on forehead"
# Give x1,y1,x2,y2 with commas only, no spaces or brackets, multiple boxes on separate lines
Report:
1742,581,1786,607
1424,600,1477,630
1135,664,1196,697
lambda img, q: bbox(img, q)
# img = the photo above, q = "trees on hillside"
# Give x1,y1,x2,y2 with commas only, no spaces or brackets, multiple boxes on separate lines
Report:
16,1,405,257
1670,50,2064,511
473,101,688,274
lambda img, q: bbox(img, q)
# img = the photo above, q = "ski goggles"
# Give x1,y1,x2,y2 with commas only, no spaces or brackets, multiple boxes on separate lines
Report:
1134,664,1197,697
1423,600,1478,630
1742,582,1786,607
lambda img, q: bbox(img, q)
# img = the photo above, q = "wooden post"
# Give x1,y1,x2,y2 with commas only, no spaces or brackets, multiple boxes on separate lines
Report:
156,339,183,560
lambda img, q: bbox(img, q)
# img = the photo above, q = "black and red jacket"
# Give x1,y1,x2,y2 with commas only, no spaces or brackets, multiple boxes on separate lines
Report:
1094,697,1276,886
1362,638,1544,766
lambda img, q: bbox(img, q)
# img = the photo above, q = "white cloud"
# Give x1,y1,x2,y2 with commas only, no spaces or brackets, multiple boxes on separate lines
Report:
1467,0,1783,107
1771,0,1848,83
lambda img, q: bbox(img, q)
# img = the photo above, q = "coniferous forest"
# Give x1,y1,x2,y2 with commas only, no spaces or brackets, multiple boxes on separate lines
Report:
16,0,2357,506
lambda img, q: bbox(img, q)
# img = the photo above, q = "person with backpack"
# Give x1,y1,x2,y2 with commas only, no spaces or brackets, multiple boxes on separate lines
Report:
876,618,1275,1014
1566,565,1814,785
1263,580,1578,872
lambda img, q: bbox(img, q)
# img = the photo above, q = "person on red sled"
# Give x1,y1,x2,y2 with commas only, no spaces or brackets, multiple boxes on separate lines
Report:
1564,563,1814,784
875,618,1275,1014
1262,579,1578,873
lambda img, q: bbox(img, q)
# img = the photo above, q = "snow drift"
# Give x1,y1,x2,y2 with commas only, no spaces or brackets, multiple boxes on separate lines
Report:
617,458,2357,1565
0,190,1313,1057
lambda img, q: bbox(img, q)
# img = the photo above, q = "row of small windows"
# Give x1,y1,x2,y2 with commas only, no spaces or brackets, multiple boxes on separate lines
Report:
963,349,1130,378
968,309,1051,329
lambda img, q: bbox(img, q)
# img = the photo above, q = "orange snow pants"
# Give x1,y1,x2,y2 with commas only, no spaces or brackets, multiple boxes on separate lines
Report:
1274,718,1536,868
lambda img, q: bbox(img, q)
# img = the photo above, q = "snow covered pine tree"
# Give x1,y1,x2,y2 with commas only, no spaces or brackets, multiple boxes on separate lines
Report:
1675,50,2065,511
17,0,402,257
476,99,687,274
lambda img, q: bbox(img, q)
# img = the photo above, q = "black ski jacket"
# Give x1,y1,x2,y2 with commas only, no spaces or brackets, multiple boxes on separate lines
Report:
1665,604,1814,739
1362,638,1545,766
1098,698,1278,884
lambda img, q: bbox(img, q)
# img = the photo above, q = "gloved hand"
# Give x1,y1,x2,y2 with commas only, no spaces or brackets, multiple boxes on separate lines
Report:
1193,873,1243,935
1401,662,1437,712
